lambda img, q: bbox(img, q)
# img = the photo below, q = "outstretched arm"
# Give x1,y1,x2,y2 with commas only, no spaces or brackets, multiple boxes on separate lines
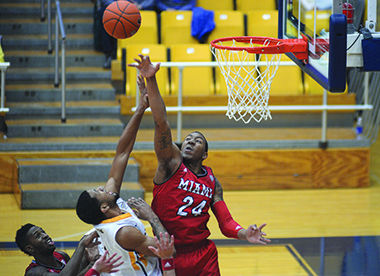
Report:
65,232,100,276
149,232,176,276
127,197,169,238
211,178,271,245
84,251,123,276
115,197,172,257
129,55,181,183
105,75,149,194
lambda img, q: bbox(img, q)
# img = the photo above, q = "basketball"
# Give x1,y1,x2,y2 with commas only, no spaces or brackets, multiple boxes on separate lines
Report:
102,1,141,39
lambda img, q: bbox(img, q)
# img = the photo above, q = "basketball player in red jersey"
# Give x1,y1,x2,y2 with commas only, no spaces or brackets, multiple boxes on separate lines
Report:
129,55,271,276
15,223,99,275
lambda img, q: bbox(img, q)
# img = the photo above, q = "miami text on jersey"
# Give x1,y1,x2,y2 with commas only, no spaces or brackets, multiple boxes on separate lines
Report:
177,177,213,198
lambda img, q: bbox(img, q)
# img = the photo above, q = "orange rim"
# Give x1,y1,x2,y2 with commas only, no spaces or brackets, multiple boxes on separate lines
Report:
210,36,308,60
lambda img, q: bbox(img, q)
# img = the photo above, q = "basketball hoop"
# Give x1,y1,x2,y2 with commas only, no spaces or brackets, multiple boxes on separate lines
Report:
210,36,307,123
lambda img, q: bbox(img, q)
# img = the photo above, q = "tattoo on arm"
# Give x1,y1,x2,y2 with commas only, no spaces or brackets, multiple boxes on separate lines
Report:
158,128,172,150
149,216,168,237
213,178,224,204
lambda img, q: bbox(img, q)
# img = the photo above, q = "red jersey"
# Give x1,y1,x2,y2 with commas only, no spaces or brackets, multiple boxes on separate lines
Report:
151,162,216,246
25,251,67,274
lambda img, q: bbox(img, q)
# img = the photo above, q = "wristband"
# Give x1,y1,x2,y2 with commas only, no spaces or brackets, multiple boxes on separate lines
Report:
85,268,100,276
161,258,175,271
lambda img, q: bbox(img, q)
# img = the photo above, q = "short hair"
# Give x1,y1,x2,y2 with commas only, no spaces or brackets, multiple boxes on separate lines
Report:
15,223,35,255
193,131,208,152
76,191,106,225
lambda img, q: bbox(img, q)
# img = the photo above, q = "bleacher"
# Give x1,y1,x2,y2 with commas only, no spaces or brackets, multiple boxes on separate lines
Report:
112,0,347,102
113,0,367,195
0,0,371,209
112,0,352,113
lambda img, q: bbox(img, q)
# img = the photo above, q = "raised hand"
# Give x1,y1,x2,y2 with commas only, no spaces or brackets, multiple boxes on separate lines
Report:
148,232,175,259
137,74,146,93
245,224,271,245
79,230,100,248
92,251,124,274
127,197,156,221
128,54,160,78
85,244,101,263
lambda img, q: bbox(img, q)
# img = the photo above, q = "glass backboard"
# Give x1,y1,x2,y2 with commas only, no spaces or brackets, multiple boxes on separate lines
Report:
278,0,347,92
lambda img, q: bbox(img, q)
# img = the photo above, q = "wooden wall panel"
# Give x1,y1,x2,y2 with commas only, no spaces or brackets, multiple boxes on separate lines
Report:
0,156,17,193
133,148,370,191
131,151,157,191
213,175,313,190
312,148,370,188
0,147,370,194
205,150,313,175
0,151,115,159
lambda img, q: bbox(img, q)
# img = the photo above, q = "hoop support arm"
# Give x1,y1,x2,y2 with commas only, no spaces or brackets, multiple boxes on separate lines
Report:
281,39,308,60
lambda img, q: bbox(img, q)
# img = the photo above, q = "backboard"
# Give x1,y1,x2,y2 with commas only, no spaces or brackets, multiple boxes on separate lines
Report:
279,0,348,92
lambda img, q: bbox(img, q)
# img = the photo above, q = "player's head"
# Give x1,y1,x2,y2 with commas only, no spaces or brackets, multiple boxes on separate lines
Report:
181,131,208,162
76,187,119,225
15,224,55,256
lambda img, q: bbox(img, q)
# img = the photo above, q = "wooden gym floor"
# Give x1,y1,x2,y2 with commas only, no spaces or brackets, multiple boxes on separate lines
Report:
1,133,379,275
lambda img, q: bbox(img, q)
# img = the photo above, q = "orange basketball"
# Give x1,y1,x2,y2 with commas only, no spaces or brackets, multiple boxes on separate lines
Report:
102,1,141,39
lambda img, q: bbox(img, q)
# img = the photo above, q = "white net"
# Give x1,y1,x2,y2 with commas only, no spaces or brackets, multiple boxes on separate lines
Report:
211,39,281,123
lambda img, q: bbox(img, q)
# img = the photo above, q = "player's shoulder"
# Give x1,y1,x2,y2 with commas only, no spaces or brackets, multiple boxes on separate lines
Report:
203,164,215,175
25,265,49,276
117,225,143,236
115,225,146,249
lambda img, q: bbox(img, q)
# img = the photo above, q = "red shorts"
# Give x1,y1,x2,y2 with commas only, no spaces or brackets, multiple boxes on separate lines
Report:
174,239,220,276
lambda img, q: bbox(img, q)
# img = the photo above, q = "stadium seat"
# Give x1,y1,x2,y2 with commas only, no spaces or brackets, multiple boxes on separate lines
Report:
304,10,331,34
208,11,244,95
125,44,169,96
214,50,258,95
169,44,214,96
196,0,234,11
215,53,302,96
214,54,302,96
160,11,198,45
247,10,278,37
263,54,304,95
207,11,244,43
117,11,158,60
113,11,158,81
236,0,277,11
214,68,228,95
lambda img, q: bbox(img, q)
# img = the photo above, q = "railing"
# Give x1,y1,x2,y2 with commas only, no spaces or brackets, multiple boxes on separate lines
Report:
0,62,10,138
41,0,67,123
0,62,10,114
130,61,374,145
40,0,53,53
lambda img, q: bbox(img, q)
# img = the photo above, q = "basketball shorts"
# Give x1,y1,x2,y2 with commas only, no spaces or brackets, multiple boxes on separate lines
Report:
174,239,220,276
